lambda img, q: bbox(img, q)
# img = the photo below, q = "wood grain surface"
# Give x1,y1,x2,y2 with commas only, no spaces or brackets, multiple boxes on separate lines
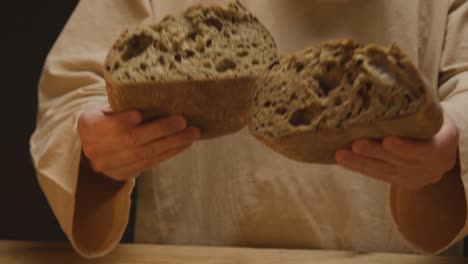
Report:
0,240,466,264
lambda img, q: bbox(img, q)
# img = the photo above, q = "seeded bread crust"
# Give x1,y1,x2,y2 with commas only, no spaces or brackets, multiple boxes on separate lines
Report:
249,40,444,164
104,0,278,139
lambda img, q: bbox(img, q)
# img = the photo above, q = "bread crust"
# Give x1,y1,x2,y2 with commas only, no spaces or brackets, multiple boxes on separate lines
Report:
105,73,254,139
254,100,443,164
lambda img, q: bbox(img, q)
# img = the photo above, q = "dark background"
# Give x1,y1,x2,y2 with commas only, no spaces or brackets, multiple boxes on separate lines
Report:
1,0,466,256
0,1,135,243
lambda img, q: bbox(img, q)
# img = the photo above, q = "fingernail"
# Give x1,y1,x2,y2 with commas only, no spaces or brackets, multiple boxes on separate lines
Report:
173,115,187,129
101,105,114,115
129,112,142,124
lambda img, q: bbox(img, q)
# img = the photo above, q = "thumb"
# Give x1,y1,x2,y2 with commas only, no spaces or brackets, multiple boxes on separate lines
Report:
99,104,114,115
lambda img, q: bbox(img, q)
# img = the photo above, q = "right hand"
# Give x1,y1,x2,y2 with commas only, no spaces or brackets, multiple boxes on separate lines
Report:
78,105,200,182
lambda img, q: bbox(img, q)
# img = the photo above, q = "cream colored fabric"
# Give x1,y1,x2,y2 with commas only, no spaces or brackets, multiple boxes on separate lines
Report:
30,0,153,257
30,0,468,259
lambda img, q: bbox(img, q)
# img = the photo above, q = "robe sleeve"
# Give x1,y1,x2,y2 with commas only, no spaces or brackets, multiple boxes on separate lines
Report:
390,0,468,255
30,0,152,258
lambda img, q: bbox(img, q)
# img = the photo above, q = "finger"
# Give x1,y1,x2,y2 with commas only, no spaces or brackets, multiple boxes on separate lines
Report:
80,110,142,152
105,110,143,131
382,137,435,161
84,110,143,137
129,127,199,163
108,143,193,181
122,115,188,147
97,127,200,170
351,139,405,165
336,149,398,184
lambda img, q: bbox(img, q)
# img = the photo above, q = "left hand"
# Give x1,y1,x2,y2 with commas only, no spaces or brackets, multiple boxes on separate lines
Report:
335,113,460,190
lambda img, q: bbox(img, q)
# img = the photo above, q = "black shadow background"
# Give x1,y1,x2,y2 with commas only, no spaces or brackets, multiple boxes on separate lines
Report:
1,0,135,243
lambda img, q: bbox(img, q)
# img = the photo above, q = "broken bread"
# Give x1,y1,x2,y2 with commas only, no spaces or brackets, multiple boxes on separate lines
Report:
249,40,443,164
104,0,278,139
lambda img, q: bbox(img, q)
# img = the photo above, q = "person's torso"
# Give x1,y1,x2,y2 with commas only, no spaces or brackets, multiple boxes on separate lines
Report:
134,0,451,253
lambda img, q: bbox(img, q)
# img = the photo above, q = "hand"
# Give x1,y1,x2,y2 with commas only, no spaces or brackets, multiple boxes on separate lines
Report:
78,105,200,182
335,114,459,190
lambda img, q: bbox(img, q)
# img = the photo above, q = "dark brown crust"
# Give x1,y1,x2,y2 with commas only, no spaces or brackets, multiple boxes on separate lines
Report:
252,99,443,164
105,71,254,139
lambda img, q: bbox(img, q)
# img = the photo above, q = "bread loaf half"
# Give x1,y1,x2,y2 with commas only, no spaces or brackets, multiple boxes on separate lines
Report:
104,0,278,139
249,40,443,164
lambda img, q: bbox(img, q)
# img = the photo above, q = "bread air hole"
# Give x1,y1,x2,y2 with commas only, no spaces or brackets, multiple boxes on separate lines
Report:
334,96,343,106
317,78,340,97
117,44,125,52
268,60,280,71
341,54,352,67
215,58,237,72
341,112,352,124
345,72,354,86
187,31,198,41
139,63,147,71
397,60,406,70
252,96,259,104
315,66,341,97
236,50,249,57
174,53,182,62
159,42,169,53
275,107,288,115
332,50,341,57
356,59,363,67
295,63,304,73
357,82,372,111
263,100,272,107
121,33,153,62
158,56,166,65
185,50,195,58
204,18,223,31
203,61,212,68
289,105,321,127
290,93,298,101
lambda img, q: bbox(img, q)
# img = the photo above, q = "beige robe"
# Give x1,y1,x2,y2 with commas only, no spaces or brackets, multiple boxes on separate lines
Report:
30,0,468,258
